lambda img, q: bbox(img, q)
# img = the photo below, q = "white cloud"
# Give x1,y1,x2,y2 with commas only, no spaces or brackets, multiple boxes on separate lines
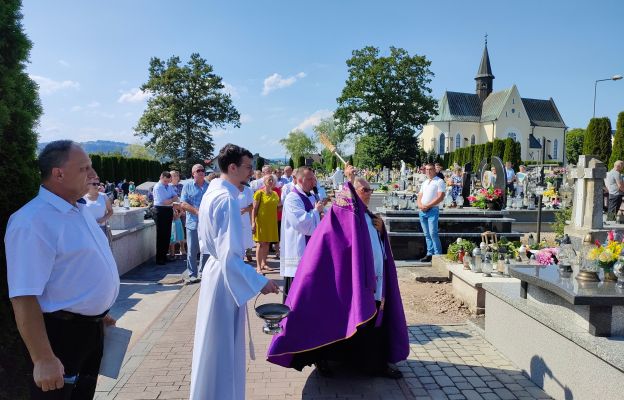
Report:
294,109,333,131
58,60,70,67
30,75,79,95
222,82,239,98
212,129,227,138
240,114,253,124
262,72,306,95
118,88,151,103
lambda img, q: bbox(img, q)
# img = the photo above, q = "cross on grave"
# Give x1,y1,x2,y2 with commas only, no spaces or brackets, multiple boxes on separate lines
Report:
570,155,606,230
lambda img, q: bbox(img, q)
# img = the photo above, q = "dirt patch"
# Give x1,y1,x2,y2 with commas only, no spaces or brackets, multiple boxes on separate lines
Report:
397,268,474,325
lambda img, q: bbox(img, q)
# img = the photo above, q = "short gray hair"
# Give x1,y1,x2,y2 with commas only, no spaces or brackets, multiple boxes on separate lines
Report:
38,140,77,180
353,176,368,189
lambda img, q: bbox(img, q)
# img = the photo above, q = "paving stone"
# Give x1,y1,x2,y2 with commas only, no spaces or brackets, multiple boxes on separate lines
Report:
466,377,487,388
448,395,467,400
456,382,473,391
461,390,484,400
475,387,493,394
442,386,461,395
433,375,455,387
492,388,515,400
480,393,500,400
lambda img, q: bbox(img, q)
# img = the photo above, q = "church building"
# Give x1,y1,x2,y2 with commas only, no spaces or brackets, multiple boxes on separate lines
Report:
420,41,567,163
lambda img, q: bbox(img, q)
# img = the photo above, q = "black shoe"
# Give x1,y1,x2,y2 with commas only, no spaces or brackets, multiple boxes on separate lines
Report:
418,255,432,262
378,365,403,379
314,360,333,377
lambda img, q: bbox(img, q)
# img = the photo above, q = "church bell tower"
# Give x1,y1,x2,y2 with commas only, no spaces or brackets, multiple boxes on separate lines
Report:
475,35,495,103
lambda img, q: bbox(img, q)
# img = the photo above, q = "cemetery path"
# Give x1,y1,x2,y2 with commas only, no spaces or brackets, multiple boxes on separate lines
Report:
95,259,551,400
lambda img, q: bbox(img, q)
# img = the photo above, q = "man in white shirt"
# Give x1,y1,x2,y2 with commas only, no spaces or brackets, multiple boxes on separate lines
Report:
5,140,119,398
280,166,324,301
605,160,624,220
280,168,298,203
504,161,516,194
190,144,279,400
417,163,446,262
330,167,344,190
283,166,294,183
152,171,179,264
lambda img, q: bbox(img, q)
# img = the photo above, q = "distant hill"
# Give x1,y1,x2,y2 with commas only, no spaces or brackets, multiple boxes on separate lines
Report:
38,140,129,155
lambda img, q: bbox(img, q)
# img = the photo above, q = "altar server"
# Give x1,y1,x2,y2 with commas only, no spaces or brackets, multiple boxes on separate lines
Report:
190,144,279,400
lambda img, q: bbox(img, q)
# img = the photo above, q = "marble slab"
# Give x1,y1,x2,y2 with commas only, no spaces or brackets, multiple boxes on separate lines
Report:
509,265,624,305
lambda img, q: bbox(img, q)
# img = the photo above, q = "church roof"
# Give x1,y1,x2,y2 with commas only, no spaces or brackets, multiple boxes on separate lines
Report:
431,88,566,128
475,45,495,79
432,92,481,122
522,98,567,128
481,87,513,121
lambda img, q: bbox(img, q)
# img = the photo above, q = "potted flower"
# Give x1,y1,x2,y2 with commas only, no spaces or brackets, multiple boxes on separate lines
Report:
467,187,504,210
586,234,623,281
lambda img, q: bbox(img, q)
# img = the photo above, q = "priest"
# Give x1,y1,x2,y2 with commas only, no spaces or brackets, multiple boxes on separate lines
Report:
267,166,409,378
190,144,279,400
280,166,325,301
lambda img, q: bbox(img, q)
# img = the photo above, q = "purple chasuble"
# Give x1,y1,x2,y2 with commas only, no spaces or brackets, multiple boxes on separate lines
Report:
266,182,409,368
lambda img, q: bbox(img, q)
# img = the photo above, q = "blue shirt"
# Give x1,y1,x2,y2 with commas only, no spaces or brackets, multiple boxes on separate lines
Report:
153,181,177,206
181,180,209,230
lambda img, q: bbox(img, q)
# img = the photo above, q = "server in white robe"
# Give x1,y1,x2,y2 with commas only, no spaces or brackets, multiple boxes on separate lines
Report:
190,144,279,400
280,166,324,301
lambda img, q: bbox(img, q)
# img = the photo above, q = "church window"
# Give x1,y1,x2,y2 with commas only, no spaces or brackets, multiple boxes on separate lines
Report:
554,139,558,159
511,108,515,113
507,132,517,142
455,133,461,149
471,135,476,145
439,133,445,154
512,98,515,104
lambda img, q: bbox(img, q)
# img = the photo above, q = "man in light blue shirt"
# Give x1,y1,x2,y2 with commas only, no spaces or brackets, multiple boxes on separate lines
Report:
181,164,209,282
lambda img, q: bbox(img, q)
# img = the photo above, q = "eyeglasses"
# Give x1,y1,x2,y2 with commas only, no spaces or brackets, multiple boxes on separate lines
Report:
361,188,373,193
194,169,205,173
89,183,100,186
425,168,434,171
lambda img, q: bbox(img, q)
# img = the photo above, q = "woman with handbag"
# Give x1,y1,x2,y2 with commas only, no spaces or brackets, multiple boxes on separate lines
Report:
252,174,281,274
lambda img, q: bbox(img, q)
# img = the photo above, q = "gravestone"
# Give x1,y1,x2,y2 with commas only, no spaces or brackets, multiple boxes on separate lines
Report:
382,167,390,183
565,155,608,244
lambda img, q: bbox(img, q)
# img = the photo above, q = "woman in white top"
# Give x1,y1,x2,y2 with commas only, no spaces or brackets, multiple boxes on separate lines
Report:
84,177,114,235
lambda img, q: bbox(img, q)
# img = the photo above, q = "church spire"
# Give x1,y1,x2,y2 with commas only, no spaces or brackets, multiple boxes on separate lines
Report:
475,34,494,102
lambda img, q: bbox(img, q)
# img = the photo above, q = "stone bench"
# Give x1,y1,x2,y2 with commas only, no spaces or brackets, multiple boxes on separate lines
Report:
433,255,518,314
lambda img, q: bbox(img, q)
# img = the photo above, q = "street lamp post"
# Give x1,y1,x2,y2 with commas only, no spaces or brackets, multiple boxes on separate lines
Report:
593,75,623,118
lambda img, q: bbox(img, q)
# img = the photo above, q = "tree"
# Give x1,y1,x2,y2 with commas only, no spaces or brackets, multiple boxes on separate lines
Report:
492,139,505,160
0,1,42,396
288,157,294,169
484,142,493,161
503,138,514,163
565,128,585,165
279,129,316,162
335,46,437,168
135,53,240,175
297,155,306,168
313,116,347,154
609,113,624,169
125,143,156,160
583,117,612,164
256,156,265,171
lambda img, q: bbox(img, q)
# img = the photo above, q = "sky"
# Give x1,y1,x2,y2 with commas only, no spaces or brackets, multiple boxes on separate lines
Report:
22,0,624,159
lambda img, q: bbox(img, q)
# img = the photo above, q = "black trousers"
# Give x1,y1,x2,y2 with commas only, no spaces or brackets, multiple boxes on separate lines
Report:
153,206,173,262
607,194,623,219
283,276,293,303
29,314,105,400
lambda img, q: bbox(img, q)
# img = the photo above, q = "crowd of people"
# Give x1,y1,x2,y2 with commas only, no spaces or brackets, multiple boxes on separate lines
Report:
5,140,410,400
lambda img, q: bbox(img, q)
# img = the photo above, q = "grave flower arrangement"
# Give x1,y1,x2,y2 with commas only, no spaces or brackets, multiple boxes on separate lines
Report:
128,193,148,207
586,231,623,269
535,248,559,265
467,187,504,209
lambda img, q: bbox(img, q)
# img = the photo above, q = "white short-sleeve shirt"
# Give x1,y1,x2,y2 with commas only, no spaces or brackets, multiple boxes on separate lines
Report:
5,187,120,316
419,176,446,208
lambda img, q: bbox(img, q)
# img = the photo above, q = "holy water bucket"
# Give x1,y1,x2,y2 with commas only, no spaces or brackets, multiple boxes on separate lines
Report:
254,294,290,335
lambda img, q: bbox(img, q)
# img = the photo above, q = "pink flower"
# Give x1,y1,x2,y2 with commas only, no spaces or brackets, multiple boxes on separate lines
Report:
609,230,615,242
467,196,476,202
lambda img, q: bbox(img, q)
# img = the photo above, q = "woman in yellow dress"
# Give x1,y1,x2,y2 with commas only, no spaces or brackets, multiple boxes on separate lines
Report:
252,174,281,273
